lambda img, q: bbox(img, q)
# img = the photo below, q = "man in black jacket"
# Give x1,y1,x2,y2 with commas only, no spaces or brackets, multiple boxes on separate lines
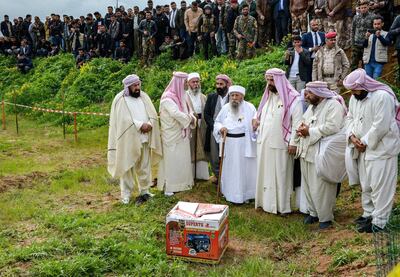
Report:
1,15,13,38
203,74,231,184
97,25,112,57
284,35,311,91
154,6,169,55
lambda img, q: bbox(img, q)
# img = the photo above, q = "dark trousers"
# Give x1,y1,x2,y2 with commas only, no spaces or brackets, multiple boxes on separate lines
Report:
187,32,198,56
351,45,364,71
201,33,216,60
274,11,289,45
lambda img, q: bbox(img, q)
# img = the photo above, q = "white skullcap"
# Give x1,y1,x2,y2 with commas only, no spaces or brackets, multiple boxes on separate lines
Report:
187,72,201,81
228,85,245,95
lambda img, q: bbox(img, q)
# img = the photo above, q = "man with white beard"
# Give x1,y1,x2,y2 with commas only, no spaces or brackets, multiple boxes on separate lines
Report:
343,69,400,233
158,72,197,196
108,74,162,205
253,68,303,215
186,72,209,181
213,85,257,204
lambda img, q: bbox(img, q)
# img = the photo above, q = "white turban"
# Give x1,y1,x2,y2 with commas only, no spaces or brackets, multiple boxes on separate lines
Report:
187,72,200,81
228,85,245,96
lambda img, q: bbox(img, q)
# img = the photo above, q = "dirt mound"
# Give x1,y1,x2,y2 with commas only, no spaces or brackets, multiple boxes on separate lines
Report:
0,171,49,193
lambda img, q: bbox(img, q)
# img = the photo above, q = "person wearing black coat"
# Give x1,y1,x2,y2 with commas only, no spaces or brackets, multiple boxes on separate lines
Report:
1,15,13,38
154,6,170,55
96,25,112,57
203,75,230,183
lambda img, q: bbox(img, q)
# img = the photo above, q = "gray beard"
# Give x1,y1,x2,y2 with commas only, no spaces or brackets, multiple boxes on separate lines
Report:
189,88,201,95
230,102,240,116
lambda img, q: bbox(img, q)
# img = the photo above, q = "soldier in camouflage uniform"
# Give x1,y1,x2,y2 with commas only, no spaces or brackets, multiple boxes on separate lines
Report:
233,4,258,60
226,0,241,58
340,0,356,50
351,0,374,70
138,11,158,66
198,5,217,60
290,0,313,34
326,0,346,49
314,0,329,31
256,0,273,47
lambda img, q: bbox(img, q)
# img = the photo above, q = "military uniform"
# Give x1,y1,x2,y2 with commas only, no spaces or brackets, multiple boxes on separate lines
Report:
198,14,217,60
312,44,350,92
351,11,374,70
326,0,346,49
226,5,240,58
233,14,258,60
256,0,273,47
138,19,157,66
340,0,355,50
314,0,329,31
290,0,312,33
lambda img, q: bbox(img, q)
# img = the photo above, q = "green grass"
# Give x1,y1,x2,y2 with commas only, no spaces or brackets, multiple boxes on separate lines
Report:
0,117,386,276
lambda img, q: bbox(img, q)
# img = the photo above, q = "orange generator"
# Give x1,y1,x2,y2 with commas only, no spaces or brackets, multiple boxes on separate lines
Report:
166,201,229,264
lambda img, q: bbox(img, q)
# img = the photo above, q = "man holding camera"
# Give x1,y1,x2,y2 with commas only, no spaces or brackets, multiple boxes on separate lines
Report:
363,16,390,79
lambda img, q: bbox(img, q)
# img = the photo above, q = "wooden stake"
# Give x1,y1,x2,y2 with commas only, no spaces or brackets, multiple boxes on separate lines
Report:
217,134,227,201
73,113,77,142
14,91,18,135
2,98,5,130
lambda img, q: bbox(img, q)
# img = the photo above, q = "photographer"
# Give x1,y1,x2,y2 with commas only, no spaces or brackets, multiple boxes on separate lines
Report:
285,35,311,91
363,16,390,79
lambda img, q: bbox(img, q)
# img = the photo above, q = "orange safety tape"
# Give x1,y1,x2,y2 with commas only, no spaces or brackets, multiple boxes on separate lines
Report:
3,102,110,116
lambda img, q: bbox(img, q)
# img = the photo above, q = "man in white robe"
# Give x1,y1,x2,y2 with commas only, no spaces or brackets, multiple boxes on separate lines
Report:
213,85,257,204
108,74,162,205
186,72,209,181
158,72,197,196
295,81,346,229
343,69,400,232
253,68,303,215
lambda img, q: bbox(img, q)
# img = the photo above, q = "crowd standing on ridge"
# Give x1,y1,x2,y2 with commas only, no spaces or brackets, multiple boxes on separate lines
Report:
2,0,400,81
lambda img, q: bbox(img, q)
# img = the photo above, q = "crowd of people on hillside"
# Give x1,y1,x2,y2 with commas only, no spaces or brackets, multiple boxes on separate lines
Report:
1,0,400,80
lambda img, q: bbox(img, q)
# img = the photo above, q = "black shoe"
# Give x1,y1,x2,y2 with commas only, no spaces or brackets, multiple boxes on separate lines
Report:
354,216,371,225
135,194,150,206
357,221,373,233
319,221,333,230
304,215,319,224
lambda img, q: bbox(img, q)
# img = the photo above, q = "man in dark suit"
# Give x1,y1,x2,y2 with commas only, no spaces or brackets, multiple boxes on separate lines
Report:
203,74,231,184
1,15,13,38
301,19,325,82
268,0,289,44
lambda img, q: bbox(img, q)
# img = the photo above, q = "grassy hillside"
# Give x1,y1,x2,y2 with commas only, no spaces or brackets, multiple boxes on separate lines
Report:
0,116,386,276
0,48,285,128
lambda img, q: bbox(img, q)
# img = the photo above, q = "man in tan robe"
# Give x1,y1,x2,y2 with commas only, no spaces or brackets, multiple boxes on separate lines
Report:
186,72,209,181
108,74,162,205
158,72,197,196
